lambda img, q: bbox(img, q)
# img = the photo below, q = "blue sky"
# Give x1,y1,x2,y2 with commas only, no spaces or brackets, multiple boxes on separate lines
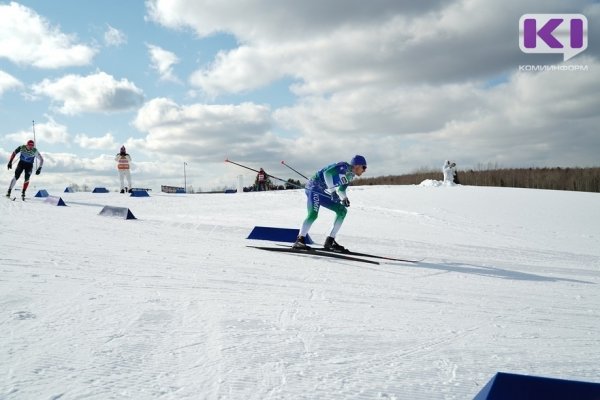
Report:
1,0,599,192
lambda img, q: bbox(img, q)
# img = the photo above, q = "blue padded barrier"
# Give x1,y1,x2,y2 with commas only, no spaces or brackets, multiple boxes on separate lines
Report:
247,226,314,244
35,189,49,198
473,372,600,400
44,196,67,206
130,190,150,197
92,187,110,193
98,206,136,220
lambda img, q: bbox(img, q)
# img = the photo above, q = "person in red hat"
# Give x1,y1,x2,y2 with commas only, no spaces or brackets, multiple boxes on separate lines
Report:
255,167,269,191
115,145,132,193
6,139,44,200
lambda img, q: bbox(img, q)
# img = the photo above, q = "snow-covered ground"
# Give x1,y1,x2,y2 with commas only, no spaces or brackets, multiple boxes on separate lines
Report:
1,185,599,399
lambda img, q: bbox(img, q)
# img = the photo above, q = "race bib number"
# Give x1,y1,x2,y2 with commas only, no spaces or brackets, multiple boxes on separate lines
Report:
332,174,348,186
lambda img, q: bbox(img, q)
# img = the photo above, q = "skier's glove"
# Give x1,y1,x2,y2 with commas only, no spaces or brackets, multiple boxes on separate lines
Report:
7,162,12,170
35,167,41,175
342,198,350,207
330,191,340,202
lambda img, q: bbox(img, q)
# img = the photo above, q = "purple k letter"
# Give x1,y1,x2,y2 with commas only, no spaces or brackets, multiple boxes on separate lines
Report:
524,18,563,48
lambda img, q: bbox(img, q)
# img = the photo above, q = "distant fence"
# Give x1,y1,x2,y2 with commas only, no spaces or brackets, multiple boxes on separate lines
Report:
353,167,600,193
161,185,185,193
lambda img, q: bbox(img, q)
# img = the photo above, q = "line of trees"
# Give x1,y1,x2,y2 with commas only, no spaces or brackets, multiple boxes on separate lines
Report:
353,167,600,193
64,167,599,194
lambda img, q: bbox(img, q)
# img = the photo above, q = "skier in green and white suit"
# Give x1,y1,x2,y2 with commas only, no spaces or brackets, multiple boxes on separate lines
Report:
293,155,367,252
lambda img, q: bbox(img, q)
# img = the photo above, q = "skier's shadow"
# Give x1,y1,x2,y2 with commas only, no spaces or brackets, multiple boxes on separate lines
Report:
414,261,594,284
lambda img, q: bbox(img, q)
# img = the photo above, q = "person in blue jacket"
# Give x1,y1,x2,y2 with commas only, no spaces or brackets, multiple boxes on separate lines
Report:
6,139,44,200
293,155,367,252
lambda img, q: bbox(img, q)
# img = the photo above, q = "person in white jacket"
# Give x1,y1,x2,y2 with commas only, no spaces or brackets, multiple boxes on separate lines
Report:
442,160,457,184
115,145,132,193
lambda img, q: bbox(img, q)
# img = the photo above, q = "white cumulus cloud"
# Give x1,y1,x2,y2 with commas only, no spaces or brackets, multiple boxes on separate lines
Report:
132,97,282,161
75,132,118,150
31,72,145,115
104,25,127,47
147,44,180,82
5,117,70,145
0,2,96,68
0,70,23,96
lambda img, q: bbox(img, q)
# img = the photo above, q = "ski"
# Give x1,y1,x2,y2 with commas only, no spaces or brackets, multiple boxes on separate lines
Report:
248,245,380,265
275,244,420,263
333,249,421,263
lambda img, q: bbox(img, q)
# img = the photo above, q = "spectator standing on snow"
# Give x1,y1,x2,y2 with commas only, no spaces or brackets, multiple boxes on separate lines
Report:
293,155,367,252
6,139,44,200
442,160,457,184
453,164,460,184
115,145,132,193
255,168,268,191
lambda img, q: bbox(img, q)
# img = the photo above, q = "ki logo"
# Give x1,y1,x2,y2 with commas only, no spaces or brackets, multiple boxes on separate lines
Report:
519,14,588,61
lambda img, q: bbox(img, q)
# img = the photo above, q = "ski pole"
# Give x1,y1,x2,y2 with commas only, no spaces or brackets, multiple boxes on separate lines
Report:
225,159,304,189
225,159,343,203
32,120,37,170
281,160,309,180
